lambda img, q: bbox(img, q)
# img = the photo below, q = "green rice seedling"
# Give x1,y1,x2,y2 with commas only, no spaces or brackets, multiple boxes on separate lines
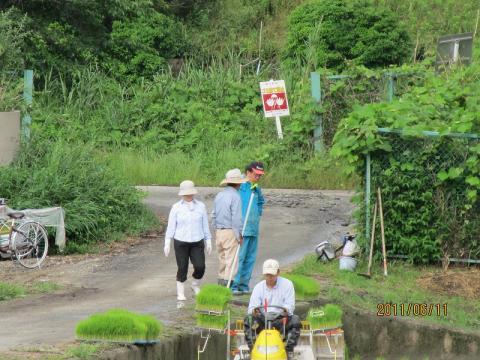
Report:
195,284,232,312
283,274,320,300
196,313,228,330
135,313,163,340
307,304,343,330
76,308,162,342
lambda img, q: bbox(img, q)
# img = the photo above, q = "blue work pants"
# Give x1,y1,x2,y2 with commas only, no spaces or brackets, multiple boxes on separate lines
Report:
232,235,258,291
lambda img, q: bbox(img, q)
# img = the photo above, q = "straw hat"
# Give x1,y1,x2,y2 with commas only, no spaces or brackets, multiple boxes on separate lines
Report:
220,168,247,186
178,180,198,196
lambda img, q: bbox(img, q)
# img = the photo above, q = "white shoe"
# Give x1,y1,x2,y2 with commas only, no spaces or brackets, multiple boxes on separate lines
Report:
191,279,201,296
176,281,187,301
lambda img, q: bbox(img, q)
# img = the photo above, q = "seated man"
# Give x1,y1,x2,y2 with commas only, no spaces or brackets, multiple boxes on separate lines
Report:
244,259,301,357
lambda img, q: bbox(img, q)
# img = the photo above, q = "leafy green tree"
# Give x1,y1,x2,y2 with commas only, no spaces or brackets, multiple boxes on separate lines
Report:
107,13,187,77
285,0,411,70
0,8,29,69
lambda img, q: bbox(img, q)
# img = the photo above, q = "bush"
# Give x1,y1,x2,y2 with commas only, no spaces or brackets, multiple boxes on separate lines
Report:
0,139,157,249
285,0,411,70
107,13,187,78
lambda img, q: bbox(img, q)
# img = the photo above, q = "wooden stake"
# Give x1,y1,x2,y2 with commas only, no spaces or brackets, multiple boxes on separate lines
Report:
377,187,388,276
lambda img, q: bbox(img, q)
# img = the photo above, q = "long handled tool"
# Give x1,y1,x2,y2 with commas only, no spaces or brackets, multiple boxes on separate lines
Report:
377,187,388,276
358,201,377,279
226,189,255,289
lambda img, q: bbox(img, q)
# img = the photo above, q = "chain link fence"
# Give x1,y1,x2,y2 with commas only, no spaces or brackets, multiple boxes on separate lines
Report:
364,129,480,265
314,72,425,148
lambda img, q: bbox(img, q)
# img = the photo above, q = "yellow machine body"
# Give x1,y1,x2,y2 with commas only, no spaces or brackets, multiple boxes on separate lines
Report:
251,329,287,360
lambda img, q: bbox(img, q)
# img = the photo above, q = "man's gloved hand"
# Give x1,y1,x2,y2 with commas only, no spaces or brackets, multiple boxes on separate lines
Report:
164,238,171,257
205,239,212,255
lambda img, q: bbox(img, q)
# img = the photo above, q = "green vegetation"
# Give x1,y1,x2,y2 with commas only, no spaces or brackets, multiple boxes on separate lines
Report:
0,280,61,301
307,304,343,330
285,0,411,70
107,149,356,189
331,64,480,263
283,274,320,300
64,343,102,360
75,308,162,342
195,313,229,330
196,284,232,312
292,255,480,330
29,281,61,294
0,282,25,301
0,140,158,251
0,0,479,253
195,284,231,330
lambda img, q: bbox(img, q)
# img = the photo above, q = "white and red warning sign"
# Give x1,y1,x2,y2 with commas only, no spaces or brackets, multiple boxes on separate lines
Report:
259,80,290,118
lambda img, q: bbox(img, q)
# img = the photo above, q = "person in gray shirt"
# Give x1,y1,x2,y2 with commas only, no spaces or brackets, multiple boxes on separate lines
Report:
212,168,246,286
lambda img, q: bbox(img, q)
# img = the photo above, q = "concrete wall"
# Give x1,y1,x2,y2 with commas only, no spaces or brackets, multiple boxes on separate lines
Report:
0,111,21,165
101,332,228,360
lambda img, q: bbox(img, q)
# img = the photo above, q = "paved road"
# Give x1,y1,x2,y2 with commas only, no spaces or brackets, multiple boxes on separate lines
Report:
0,187,353,351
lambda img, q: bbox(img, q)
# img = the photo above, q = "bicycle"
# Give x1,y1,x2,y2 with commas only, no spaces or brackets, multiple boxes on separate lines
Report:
0,199,49,269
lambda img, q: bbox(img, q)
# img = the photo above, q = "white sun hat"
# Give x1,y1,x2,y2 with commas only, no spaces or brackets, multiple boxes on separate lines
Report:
220,168,247,186
263,259,280,275
178,180,198,196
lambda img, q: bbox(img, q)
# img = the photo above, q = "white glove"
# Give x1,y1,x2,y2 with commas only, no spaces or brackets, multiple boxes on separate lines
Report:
164,238,171,257
205,239,212,255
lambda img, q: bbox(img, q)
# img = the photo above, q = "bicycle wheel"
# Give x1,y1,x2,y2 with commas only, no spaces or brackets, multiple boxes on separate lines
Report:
12,221,48,269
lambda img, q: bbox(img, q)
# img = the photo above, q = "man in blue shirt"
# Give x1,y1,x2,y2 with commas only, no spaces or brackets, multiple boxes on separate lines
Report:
244,259,301,357
232,161,265,295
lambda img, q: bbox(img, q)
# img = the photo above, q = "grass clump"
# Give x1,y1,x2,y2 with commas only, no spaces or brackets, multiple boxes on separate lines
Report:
76,308,162,342
196,313,229,330
307,304,343,330
195,284,232,312
0,282,25,301
283,274,320,300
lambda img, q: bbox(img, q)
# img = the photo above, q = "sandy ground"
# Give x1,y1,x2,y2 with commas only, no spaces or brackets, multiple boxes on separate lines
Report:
0,187,354,352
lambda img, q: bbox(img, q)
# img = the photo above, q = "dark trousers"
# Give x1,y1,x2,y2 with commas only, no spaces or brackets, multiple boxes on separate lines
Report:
174,239,205,282
244,313,301,352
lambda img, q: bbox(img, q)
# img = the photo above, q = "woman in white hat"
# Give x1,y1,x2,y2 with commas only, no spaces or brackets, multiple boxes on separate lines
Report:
164,180,212,301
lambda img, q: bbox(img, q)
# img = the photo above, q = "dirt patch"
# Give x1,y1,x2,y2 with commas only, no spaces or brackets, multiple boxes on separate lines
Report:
417,268,480,299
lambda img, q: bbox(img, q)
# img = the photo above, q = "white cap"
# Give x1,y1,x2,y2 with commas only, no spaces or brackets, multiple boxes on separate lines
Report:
220,168,247,186
178,180,198,196
263,259,280,275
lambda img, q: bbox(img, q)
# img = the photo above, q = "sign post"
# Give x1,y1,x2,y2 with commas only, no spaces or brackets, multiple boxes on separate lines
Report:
259,80,289,140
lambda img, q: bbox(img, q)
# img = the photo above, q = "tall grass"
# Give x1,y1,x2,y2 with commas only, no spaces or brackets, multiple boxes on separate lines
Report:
107,148,356,189
76,308,162,342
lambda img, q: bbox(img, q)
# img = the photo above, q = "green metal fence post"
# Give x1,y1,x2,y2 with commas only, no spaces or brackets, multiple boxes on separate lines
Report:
386,73,395,103
311,72,324,152
365,153,371,241
22,69,33,142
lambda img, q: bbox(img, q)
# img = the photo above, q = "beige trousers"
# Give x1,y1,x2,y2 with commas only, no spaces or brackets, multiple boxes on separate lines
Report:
216,229,239,281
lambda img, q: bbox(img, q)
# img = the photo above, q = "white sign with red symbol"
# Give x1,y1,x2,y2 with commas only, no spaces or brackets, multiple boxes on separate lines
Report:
260,80,290,118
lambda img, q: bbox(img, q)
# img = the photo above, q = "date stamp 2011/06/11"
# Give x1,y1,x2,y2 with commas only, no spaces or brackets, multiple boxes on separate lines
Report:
377,303,448,317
